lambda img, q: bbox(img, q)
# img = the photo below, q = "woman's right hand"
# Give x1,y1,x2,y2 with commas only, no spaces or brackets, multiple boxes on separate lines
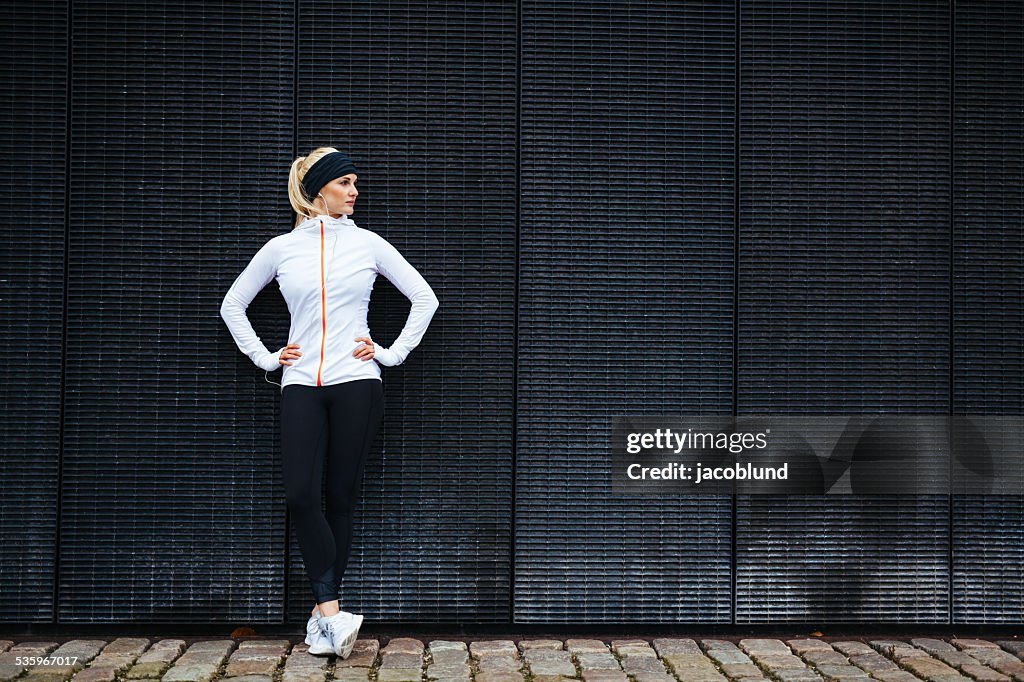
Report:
279,343,302,366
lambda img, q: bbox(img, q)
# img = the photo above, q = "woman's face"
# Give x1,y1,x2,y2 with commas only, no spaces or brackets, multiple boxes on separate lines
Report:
316,173,358,217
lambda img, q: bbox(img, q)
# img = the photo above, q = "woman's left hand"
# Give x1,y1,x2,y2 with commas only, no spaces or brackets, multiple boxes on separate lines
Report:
353,337,376,361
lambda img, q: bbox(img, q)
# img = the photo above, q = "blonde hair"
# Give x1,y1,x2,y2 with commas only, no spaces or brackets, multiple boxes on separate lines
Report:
288,146,341,228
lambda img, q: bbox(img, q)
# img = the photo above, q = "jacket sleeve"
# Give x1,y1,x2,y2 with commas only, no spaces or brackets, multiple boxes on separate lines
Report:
371,233,440,367
219,239,286,372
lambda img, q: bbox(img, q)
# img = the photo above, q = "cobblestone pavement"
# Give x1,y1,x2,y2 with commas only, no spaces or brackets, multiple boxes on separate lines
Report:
1,636,1024,682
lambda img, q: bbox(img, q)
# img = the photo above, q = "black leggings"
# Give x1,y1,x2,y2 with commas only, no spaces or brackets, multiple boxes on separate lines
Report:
281,378,384,605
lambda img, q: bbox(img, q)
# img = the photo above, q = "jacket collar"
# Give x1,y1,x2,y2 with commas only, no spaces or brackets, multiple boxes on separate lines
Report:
295,213,355,232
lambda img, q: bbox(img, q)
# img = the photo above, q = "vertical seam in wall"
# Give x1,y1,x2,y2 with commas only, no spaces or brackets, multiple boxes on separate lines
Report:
948,0,955,626
284,0,300,621
55,0,74,625
510,0,522,625
731,0,740,626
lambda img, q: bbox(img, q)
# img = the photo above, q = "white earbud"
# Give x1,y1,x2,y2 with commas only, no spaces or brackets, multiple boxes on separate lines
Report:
316,193,338,284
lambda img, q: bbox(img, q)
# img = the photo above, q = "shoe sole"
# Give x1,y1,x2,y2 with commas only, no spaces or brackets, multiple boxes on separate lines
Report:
332,614,364,659
308,638,334,656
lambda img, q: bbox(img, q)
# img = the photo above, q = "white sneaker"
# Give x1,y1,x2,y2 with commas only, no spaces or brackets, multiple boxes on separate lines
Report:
304,608,356,647
304,613,322,646
320,611,364,659
306,613,336,656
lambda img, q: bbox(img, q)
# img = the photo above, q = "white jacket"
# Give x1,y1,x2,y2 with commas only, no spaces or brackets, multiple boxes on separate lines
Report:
220,213,439,389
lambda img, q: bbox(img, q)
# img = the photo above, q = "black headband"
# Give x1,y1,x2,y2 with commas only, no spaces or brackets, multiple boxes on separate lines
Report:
300,151,358,202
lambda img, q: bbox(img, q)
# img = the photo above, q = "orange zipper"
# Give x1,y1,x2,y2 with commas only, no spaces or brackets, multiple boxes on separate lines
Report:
316,219,326,386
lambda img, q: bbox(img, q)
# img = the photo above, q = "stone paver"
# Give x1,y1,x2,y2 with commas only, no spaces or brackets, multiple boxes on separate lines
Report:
163,640,237,682
628,673,675,682
910,638,1011,681
567,640,611,655
741,639,795,656
950,639,1024,681
426,661,472,673
577,652,621,670
475,672,525,682
520,640,563,651
814,663,870,680
802,649,852,667
22,639,105,682
380,652,424,669
477,656,523,672
612,640,658,658
0,644,58,682
831,642,875,657
124,639,185,679
383,638,425,655
331,668,371,682
663,653,727,681
337,639,379,668
873,672,928,682
0,635,1022,682
718,662,765,680
786,637,890,681
703,640,758,667
376,670,421,682
741,641,820,680
523,648,576,677
870,640,972,682
377,637,424,682
223,639,289,678
581,672,627,682
471,641,520,659
997,642,1024,660
280,639,329,682
428,640,471,681
653,639,703,657
70,637,151,682
773,670,825,682
952,640,1003,650
788,640,833,653
621,654,667,674
849,650,903,675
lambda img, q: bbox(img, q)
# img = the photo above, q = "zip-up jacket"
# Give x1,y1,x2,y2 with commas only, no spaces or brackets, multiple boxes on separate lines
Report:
220,213,439,389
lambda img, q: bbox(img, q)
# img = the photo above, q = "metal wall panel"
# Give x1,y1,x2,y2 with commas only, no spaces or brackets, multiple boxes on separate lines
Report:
736,0,952,622
952,0,1024,624
294,0,518,622
516,0,736,623
0,0,68,624
2,0,1022,626
61,0,296,622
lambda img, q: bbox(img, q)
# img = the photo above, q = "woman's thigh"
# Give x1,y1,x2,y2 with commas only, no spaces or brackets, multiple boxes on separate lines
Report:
325,379,385,503
280,385,330,503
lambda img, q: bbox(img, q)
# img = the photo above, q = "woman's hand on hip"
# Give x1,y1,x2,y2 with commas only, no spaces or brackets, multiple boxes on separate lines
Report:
353,337,376,361
279,343,302,366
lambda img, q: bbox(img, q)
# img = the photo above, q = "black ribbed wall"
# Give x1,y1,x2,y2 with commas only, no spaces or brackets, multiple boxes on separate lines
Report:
516,1,735,623
735,0,953,623
0,0,1021,626
291,1,518,623
952,0,1024,624
61,1,296,622
0,0,67,624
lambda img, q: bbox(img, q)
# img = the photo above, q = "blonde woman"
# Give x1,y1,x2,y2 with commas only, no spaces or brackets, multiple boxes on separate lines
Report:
220,148,439,657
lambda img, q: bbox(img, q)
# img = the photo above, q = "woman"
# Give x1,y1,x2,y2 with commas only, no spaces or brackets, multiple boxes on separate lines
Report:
219,148,440,657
